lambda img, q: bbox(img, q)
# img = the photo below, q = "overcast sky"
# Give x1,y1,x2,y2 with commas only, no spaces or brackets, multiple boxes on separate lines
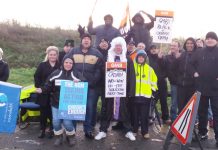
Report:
0,0,217,38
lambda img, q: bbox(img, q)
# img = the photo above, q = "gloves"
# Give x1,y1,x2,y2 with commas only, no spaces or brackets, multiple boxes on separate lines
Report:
78,24,85,38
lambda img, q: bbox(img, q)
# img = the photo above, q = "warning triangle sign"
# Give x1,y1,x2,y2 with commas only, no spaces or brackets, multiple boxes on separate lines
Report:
171,91,201,145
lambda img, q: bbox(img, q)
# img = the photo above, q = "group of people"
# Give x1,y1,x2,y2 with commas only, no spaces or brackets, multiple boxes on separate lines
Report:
1,11,218,148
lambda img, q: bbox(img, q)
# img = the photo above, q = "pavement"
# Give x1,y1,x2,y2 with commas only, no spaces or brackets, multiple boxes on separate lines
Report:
0,122,217,150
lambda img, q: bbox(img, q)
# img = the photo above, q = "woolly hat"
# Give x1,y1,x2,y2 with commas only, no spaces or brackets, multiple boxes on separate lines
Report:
128,40,136,46
81,33,92,41
64,39,74,47
135,50,147,64
206,32,218,41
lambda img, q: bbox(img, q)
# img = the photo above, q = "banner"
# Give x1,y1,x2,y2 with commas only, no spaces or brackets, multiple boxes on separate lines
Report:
105,62,127,98
153,10,174,43
58,80,88,121
119,4,130,37
0,81,22,133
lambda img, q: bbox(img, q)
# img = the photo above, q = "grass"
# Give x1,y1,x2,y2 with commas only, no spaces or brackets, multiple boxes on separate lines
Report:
8,68,36,87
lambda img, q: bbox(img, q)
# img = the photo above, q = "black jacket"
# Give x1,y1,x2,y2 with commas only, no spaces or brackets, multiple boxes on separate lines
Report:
192,45,218,96
176,51,196,87
59,50,67,63
0,60,9,81
164,54,178,85
148,54,167,80
126,13,154,47
64,46,104,89
34,61,60,106
42,68,79,108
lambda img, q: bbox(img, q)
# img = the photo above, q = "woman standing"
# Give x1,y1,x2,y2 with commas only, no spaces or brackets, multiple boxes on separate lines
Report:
36,57,79,146
34,46,60,138
0,48,9,82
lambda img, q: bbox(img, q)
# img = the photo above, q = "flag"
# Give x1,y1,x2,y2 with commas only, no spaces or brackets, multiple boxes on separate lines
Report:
119,4,130,36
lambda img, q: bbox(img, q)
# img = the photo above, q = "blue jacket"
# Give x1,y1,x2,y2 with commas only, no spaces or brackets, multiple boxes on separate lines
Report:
88,23,120,47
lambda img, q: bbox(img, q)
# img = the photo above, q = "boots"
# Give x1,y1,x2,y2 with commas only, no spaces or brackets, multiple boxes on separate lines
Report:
54,134,63,146
66,135,76,147
38,130,45,138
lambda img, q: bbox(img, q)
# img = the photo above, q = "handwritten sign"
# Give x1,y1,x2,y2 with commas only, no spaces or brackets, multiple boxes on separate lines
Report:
58,80,88,121
105,62,127,98
153,10,174,43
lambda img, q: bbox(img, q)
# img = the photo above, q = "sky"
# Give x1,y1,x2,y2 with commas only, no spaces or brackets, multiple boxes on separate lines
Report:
0,0,217,39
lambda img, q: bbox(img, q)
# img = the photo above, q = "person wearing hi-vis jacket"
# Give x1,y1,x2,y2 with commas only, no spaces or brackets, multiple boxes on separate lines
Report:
94,37,136,141
132,50,158,139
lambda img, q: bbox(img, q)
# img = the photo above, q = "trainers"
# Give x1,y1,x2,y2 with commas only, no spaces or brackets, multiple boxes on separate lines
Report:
133,132,137,137
143,133,150,139
125,132,136,141
85,132,94,139
95,132,107,140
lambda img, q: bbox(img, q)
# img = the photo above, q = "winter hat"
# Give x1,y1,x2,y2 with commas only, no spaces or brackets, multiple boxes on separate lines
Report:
206,32,218,41
128,40,136,46
135,50,147,64
64,39,74,47
104,14,113,21
0,48,3,60
81,33,92,41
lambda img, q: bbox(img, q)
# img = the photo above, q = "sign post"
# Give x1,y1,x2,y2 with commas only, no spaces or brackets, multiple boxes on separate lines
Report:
163,91,203,150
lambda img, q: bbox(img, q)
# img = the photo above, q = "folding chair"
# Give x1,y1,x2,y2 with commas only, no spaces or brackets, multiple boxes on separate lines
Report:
18,85,40,129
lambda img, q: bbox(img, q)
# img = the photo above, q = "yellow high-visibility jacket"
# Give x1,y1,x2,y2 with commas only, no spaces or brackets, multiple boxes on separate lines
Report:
134,62,158,98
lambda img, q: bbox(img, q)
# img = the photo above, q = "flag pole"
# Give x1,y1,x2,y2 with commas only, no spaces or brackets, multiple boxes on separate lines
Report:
91,0,98,16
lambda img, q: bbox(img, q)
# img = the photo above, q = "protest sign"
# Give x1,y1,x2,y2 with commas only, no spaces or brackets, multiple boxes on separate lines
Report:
105,62,127,98
153,10,174,43
0,81,22,133
58,80,88,121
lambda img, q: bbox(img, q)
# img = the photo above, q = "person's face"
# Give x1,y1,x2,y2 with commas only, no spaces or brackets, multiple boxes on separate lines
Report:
137,43,145,50
63,45,72,53
99,41,109,50
170,41,180,54
104,18,113,26
185,40,195,52
127,44,135,52
63,58,73,71
137,56,145,64
150,48,159,54
114,44,122,55
48,50,58,62
82,37,91,49
196,40,204,48
205,38,218,47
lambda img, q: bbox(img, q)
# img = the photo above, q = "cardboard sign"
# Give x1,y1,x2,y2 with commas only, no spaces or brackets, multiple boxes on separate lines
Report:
58,80,88,121
171,92,201,145
105,62,127,98
153,10,174,43
0,81,22,133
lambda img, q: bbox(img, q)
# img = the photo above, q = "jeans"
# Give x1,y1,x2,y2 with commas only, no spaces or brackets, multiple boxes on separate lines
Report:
198,96,218,139
208,100,213,120
170,84,178,121
83,88,99,133
52,107,75,132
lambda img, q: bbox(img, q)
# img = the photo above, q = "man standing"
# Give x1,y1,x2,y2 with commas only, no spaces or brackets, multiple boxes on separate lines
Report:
126,11,155,48
88,14,121,47
65,33,103,139
193,32,218,147
59,39,74,63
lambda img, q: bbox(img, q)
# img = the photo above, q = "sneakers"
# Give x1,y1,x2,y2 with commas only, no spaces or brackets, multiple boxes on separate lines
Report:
143,133,150,139
125,132,136,141
95,132,107,140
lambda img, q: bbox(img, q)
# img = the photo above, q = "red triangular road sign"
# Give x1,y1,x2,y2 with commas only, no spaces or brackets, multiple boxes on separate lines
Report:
171,92,201,145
